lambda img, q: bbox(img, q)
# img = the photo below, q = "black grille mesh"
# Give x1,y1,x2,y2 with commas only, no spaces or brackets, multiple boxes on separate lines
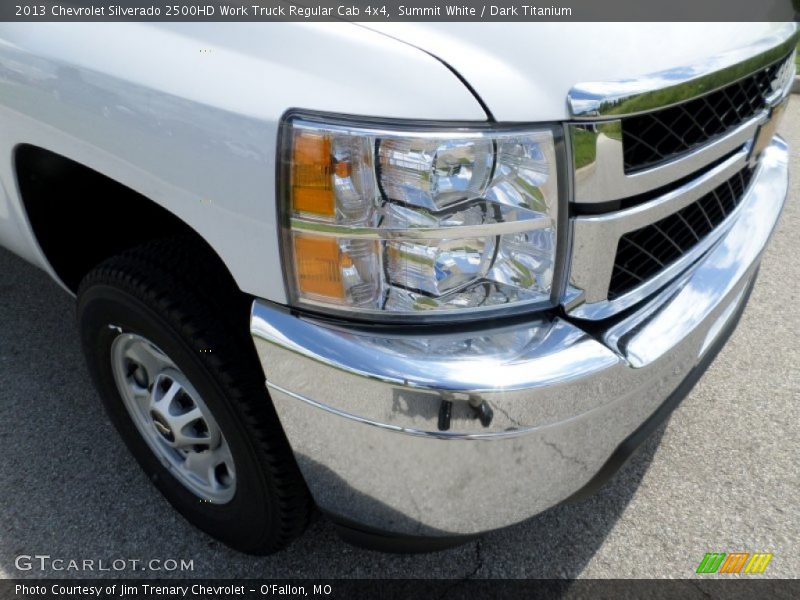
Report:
621,57,789,172
608,167,755,300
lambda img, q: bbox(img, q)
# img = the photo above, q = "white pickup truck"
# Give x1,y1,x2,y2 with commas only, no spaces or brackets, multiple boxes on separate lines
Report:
0,22,795,554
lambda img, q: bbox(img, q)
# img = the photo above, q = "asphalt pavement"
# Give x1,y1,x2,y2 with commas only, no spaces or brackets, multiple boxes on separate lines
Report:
0,98,798,580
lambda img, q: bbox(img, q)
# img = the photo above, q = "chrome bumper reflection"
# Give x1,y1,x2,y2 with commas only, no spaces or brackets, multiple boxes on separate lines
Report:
250,139,789,537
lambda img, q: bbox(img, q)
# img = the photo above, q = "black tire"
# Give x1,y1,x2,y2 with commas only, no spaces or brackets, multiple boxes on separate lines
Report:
76,236,312,554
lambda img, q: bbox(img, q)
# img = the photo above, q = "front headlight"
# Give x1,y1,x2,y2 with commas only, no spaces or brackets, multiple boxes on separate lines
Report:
279,114,560,320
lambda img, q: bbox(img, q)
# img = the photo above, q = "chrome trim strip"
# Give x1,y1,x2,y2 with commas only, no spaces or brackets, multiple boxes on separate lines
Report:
567,137,786,320
290,214,552,240
568,23,799,119
266,381,600,441
581,148,749,236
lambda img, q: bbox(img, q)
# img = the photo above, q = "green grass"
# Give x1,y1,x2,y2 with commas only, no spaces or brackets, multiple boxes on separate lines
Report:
571,128,597,170
795,41,799,69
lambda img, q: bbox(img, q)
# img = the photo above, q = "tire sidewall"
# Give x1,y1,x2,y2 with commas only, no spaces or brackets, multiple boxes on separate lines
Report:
78,283,275,550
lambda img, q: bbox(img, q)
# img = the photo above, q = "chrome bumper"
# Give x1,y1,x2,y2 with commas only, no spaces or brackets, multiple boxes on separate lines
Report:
250,139,789,538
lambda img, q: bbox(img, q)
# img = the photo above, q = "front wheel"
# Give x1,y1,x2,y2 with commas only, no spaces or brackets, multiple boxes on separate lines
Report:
77,238,312,554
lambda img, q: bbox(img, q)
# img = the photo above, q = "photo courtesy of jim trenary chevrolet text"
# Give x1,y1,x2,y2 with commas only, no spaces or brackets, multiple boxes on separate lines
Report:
0,0,798,598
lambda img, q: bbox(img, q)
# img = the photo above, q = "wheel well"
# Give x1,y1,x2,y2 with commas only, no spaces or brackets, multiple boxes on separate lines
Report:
14,145,230,294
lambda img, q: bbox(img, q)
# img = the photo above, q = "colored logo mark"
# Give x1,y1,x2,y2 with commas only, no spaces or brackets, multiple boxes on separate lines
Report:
696,552,773,574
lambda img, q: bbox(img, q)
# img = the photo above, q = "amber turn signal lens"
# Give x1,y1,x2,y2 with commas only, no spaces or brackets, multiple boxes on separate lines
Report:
291,130,335,217
293,234,345,300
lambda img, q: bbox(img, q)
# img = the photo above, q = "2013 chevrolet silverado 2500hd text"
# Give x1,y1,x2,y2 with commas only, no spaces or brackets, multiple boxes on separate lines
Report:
0,22,796,554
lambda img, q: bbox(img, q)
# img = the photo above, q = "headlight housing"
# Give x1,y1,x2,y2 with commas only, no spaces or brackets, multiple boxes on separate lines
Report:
279,114,561,321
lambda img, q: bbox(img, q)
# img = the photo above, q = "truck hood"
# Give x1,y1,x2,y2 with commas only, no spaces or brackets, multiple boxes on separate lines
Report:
359,22,792,121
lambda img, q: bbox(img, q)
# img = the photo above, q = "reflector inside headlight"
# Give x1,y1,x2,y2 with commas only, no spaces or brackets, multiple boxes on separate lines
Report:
379,138,494,211
280,116,560,319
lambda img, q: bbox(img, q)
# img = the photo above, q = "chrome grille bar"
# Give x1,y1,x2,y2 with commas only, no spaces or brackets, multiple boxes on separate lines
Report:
568,23,798,120
567,24,797,205
569,115,761,205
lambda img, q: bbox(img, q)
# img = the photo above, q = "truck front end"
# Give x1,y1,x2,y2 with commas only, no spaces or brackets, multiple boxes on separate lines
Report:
249,23,797,549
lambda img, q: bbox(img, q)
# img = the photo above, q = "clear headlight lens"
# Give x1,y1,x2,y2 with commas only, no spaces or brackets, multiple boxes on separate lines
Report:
280,116,560,320
378,138,494,211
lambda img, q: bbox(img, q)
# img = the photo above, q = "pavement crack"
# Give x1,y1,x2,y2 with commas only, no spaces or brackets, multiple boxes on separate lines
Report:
435,541,485,600
464,539,484,579
544,439,590,470
492,403,524,428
